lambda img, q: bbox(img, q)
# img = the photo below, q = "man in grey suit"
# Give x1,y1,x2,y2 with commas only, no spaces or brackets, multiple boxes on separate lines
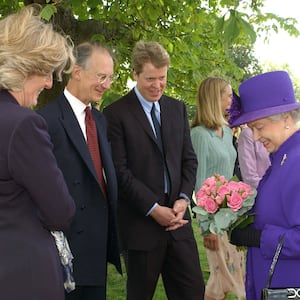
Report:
103,41,205,300
38,41,121,300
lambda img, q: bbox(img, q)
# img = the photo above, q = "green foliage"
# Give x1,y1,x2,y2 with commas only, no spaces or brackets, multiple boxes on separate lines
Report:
0,0,22,16
0,0,299,107
40,4,57,21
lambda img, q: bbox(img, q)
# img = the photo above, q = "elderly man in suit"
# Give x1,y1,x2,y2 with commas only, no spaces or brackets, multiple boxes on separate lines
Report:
38,41,121,300
103,41,205,300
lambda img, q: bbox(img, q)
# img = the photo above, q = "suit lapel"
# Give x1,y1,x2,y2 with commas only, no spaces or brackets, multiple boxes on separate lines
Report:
127,91,161,150
57,96,99,182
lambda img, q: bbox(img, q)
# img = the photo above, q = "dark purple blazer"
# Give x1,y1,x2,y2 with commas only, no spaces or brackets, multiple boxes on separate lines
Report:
103,89,197,251
0,90,75,300
38,94,122,286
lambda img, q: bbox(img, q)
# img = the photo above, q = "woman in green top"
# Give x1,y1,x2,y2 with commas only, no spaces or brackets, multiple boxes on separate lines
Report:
191,77,245,300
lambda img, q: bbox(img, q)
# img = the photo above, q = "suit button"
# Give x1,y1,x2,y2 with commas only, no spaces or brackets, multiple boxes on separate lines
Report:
80,205,86,210
77,229,83,234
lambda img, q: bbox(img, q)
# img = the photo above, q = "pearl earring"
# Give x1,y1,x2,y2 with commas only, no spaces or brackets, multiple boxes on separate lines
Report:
285,125,290,129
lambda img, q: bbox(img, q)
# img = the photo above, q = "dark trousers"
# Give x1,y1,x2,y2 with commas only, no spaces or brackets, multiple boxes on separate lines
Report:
65,285,106,300
124,232,205,300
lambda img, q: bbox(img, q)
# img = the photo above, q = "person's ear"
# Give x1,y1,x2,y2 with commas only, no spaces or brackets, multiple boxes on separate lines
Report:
133,69,139,81
72,65,82,81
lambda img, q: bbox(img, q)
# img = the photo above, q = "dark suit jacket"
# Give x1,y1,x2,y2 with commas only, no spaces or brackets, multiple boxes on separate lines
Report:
0,90,75,300
103,89,197,251
38,94,121,286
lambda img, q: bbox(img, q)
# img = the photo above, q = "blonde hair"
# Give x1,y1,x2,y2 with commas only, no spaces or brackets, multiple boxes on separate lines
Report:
191,77,230,130
132,41,170,74
0,5,74,91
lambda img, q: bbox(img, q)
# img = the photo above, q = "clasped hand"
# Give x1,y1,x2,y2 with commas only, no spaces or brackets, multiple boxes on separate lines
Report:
150,199,188,231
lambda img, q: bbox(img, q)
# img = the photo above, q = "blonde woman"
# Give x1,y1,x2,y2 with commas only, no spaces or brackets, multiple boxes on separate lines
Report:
0,5,75,300
191,77,245,300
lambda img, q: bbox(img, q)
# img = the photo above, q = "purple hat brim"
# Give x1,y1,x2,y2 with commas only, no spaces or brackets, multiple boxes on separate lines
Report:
230,102,300,127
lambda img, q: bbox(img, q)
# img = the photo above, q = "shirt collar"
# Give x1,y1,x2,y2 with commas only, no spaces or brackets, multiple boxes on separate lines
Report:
134,86,160,114
64,88,89,116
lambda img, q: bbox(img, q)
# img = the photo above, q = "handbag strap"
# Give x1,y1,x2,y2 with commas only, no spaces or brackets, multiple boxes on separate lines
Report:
266,235,285,288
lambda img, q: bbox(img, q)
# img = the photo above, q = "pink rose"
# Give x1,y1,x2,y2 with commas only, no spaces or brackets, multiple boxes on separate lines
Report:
204,177,216,190
217,185,230,197
204,186,213,196
196,189,206,200
205,176,216,185
218,175,226,183
226,181,240,191
203,198,218,214
198,198,206,207
215,195,224,205
238,182,252,193
241,191,249,199
227,192,243,211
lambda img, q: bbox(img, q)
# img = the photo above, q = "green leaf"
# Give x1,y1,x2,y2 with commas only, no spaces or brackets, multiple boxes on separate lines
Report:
242,191,257,207
39,4,57,21
214,208,235,230
229,174,240,182
209,222,218,235
192,206,207,215
215,16,225,33
224,13,240,42
87,0,100,8
198,218,210,235
239,17,257,43
167,42,174,54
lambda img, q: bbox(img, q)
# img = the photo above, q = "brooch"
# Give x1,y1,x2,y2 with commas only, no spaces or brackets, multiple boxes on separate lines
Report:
280,154,287,166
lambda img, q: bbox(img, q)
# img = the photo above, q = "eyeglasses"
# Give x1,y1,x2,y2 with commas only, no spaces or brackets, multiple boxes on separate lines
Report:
95,73,116,84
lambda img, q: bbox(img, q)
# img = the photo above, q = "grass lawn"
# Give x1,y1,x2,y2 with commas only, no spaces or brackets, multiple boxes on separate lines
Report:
107,216,243,299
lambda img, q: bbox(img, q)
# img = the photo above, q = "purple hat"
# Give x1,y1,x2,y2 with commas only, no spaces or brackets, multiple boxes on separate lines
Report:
228,71,300,127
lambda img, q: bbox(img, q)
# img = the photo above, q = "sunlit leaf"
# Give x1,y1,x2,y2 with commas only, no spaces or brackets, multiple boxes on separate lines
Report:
39,4,57,21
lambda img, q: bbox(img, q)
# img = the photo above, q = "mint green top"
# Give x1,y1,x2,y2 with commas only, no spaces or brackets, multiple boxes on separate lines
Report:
191,125,236,192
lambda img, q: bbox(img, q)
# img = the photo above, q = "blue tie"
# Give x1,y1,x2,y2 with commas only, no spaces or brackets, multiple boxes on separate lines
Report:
151,103,163,153
150,103,170,194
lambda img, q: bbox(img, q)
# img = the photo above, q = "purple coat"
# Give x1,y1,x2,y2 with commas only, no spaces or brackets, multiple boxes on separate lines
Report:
0,90,75,299
246,130,300,299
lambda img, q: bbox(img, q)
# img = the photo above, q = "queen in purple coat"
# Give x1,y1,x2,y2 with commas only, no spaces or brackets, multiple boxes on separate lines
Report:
0,6,75,300
228,71,300,300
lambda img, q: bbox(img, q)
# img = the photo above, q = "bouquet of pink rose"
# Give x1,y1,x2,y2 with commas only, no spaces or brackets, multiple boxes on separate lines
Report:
192,174,257,237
